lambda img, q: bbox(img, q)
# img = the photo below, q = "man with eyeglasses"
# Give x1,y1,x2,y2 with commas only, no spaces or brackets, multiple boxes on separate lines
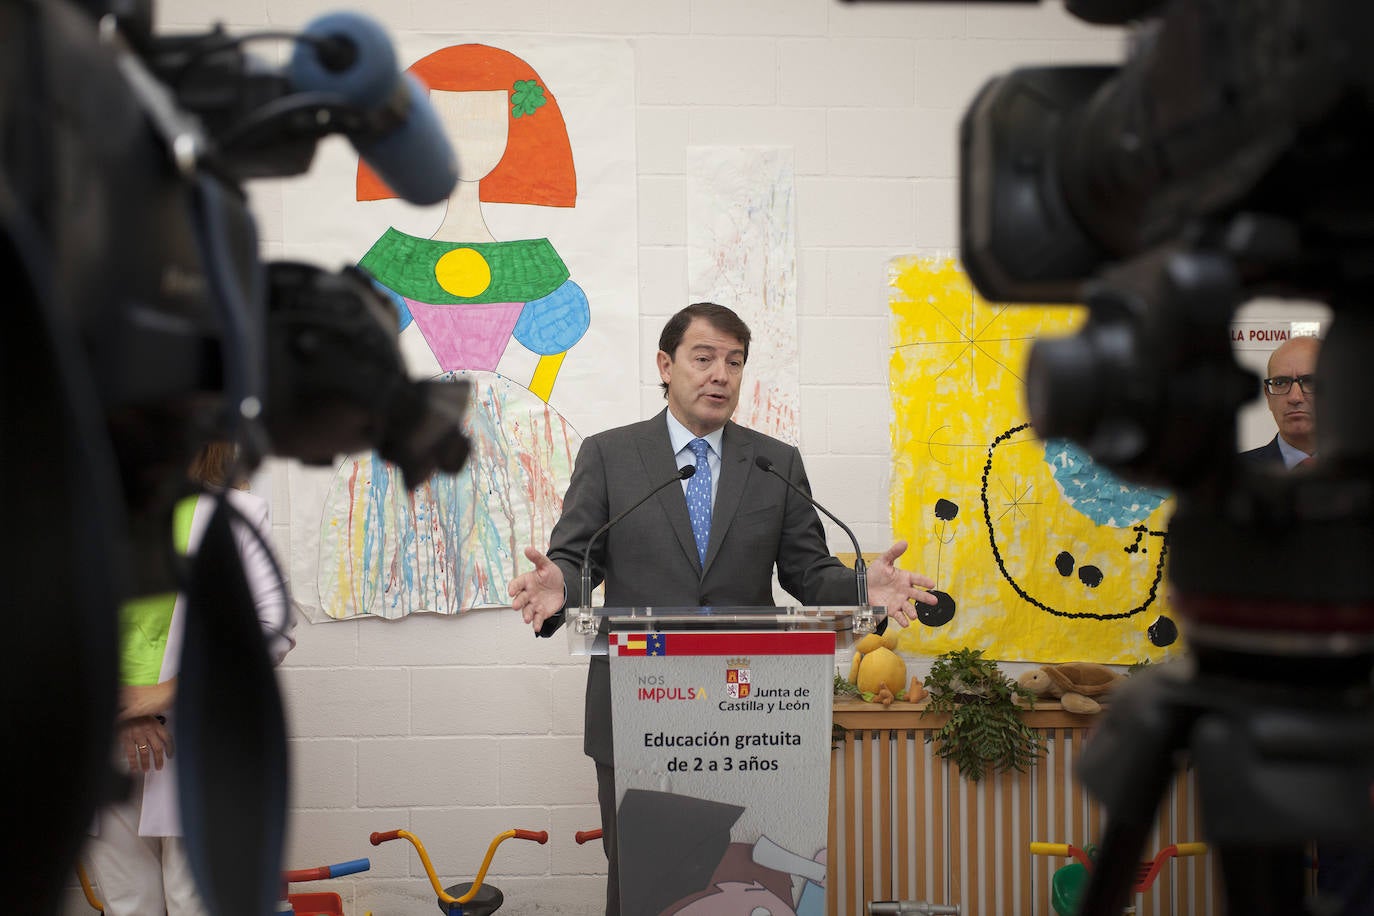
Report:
1239,334,1320,468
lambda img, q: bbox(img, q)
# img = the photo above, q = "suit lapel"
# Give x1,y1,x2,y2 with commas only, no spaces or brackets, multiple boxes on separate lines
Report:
705,422,753,574
1266,436,1285,467
637,411,700,571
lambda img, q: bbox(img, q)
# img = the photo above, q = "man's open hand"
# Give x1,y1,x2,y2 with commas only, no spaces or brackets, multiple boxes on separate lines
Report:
865,540,937,628
508,546,567,631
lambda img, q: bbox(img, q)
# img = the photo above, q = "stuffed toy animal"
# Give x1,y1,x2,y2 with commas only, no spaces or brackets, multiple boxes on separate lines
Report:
848,630,909,705
1016,662,1124,714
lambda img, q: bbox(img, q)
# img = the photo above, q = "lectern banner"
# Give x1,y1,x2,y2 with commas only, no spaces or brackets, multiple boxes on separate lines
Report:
610,629,834,916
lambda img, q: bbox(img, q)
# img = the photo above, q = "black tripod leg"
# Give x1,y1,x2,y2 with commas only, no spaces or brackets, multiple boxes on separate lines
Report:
1215,845,1308,916
1073,668,1189,915
1075,808,1161,914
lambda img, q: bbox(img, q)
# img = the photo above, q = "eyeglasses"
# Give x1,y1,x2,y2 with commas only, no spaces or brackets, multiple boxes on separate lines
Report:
1262,374,1317,396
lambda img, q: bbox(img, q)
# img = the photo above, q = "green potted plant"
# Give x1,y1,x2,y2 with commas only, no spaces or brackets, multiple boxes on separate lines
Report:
922,648,1046,781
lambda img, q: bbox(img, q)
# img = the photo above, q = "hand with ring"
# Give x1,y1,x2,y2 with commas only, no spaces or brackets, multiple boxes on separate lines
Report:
122,717,173,773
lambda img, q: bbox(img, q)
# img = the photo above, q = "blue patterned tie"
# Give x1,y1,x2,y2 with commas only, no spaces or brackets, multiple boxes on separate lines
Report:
686,438,713,566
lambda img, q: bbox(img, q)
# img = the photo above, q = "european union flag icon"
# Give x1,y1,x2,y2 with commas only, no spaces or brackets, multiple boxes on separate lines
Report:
648,634,667,656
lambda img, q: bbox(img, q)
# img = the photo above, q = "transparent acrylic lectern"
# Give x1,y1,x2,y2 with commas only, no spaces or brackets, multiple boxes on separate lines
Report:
575,605,885,916
565,604,885,655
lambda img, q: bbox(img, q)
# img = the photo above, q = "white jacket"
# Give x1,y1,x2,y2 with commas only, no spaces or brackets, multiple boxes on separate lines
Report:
136,488,295,836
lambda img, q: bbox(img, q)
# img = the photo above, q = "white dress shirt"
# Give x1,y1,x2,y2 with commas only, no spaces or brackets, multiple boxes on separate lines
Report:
665,411,722,508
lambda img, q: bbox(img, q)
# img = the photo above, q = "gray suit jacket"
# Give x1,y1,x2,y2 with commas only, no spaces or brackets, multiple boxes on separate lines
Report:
545,409,859,764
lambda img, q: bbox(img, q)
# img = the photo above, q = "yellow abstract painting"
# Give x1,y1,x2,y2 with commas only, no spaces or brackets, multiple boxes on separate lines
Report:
889,257,1181,665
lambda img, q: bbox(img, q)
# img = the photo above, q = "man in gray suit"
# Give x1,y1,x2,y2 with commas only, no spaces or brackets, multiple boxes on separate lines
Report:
508,302,938,914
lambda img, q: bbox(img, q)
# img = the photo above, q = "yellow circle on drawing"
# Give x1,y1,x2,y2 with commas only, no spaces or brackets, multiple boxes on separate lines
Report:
434,248,492,298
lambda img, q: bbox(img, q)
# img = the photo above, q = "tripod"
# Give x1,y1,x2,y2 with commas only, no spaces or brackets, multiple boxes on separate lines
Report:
1074,645,1374,915
1070,305,1374,915
946,0,1374,907
1000,207,1374,911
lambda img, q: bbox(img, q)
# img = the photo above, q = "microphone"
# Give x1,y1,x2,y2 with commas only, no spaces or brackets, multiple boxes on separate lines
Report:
289,12,458,205
581,464,696,609
754,455,869,607
536,464,695,638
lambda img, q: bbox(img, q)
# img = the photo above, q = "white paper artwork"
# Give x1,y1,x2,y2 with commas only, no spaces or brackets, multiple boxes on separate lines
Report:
272,36,638,620
687,147,801,446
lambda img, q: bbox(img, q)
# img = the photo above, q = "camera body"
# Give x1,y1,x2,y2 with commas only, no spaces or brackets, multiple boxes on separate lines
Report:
3,0,470,589
958,0,1374,626
1,0,467,907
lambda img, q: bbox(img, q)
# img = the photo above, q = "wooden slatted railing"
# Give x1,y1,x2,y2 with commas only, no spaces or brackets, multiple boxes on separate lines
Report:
829,700,1220,916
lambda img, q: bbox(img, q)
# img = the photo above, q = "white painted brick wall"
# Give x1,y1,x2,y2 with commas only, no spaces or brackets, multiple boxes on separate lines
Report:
637,38,781,105
779,39,919,108
64,3,1123,914
798,177,919,247
637,176,688,246
690,108,830,173
411,668,554,736
544,0,692,37
915,176,961,249
639,246,691,308
829,1,968,39
827,108,942,179
694,0,830,37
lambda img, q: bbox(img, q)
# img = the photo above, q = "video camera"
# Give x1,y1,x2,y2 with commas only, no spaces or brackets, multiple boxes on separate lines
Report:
956,0,1374,912
961,0,1374,485
1,0,470,910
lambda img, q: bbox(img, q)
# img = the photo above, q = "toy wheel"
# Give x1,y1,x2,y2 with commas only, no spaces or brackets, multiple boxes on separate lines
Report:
440,882,504,915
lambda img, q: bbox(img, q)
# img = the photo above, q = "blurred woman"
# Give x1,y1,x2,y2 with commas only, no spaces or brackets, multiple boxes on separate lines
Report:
82,442,294,915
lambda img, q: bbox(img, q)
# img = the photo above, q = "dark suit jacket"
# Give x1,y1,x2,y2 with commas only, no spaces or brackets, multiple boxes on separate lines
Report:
1238,435,1284,468
545,408,860,764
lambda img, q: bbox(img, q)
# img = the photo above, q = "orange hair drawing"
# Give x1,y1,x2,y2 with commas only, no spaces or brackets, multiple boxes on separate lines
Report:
356,44,576,207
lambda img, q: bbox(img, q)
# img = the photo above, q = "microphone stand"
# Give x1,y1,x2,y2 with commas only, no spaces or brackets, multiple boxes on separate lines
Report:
754,456,869,607
563,464,697,637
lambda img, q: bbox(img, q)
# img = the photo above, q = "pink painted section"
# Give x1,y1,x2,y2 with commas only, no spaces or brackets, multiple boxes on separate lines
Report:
407,299,523,370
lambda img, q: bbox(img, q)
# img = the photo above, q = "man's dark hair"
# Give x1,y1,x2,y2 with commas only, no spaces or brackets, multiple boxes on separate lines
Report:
657,302,751,397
